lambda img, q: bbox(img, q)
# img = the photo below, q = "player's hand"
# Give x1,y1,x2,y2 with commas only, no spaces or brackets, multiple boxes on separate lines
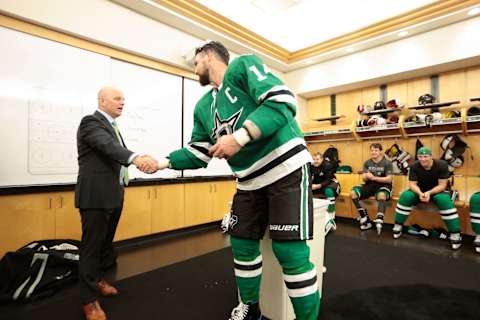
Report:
209,135,241,159
133,155,158,174
365,172,374,180
420,192,430,203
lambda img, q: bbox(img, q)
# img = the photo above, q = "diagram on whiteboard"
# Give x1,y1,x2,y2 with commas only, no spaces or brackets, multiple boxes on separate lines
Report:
28,100,82,174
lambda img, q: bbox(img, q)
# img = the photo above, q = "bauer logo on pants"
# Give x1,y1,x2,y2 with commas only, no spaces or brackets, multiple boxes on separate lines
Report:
270,224,299,232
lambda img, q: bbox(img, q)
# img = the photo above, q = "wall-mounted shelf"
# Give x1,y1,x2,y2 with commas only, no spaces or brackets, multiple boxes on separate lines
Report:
355,123,402,139
466,115,480,133
304,128,354,142
408,100,460,110
313,115,345,122
403,117,463,136
359,108,402,116
304,107,480,143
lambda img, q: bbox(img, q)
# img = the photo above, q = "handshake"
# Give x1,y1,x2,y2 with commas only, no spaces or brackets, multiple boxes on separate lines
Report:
132,155,170,174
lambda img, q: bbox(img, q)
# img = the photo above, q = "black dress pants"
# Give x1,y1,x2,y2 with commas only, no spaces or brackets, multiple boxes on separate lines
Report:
79,207,122,304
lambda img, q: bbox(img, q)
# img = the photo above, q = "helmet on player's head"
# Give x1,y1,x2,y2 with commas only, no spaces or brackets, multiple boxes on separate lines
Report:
373,101,386,110
418,94,436,105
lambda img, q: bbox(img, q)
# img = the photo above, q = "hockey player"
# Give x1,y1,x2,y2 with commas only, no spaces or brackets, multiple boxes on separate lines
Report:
393,147,462,250
154,42,320,320
311,152,339,235
350,143,393,234
469,192,480,253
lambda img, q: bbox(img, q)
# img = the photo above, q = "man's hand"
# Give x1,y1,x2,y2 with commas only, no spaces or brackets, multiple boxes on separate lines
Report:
209,135,241,159
312,184,321,190
420,191,430,203
133,155,159,174
364,172,374,181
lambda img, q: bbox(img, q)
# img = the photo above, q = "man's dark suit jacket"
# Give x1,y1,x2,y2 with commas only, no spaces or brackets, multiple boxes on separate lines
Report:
75,111,134,209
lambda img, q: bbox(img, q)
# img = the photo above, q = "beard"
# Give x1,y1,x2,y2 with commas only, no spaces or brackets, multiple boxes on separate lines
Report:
198,72,210,86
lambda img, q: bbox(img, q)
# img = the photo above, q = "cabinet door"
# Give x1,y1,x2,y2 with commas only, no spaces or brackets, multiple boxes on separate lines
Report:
55,191,81,240
211,181,236,221
115,186,152,241
184,182,212,227
151,184,185,233
0,193,56,257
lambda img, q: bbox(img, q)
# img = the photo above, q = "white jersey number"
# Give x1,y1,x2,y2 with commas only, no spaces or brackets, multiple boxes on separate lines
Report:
248,64,270,81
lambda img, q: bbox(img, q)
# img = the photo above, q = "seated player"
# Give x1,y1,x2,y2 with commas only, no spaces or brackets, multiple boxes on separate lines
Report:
469,192,480,253
393,147,462,250
350,143,393,234
311,152,340,234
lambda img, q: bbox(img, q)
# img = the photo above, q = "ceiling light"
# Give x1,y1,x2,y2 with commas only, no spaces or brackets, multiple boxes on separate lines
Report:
304,59,313,64
467,7,480,16
398,31,409,37
346,47,355,52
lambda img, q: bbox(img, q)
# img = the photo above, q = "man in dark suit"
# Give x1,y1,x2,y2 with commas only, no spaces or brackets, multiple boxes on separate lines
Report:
75,86,157,320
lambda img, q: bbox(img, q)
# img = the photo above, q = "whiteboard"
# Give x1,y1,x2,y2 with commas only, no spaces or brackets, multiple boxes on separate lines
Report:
0,27,184,187
182,78,232,177
110,59,182,180
0,26,110,187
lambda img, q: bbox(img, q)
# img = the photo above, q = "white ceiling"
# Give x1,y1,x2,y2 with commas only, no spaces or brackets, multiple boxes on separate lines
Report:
113,0,480,71
195,0,437,51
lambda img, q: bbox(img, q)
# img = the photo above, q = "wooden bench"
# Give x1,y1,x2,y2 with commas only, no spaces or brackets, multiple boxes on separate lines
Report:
331,173,479,235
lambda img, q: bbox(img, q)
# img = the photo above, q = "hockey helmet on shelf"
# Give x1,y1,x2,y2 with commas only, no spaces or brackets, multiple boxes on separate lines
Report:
373,101,386,110
467,106,480,116
418,93,436,105
443,110,461,118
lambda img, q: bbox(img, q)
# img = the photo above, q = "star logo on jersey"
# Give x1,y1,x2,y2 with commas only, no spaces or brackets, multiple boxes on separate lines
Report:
211,108,243,140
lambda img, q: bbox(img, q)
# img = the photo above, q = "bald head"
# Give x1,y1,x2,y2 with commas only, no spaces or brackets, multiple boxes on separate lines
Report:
97,86,124,118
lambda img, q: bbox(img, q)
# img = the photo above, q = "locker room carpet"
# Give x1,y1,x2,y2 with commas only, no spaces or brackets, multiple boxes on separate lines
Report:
320,234,480,320
2,226,480,320
0,247,238,320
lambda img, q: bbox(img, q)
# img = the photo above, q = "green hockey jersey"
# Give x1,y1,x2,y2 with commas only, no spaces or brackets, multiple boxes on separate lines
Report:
169,54,312,190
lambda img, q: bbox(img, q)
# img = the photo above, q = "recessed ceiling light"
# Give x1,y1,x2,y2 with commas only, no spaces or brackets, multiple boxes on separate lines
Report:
398,31,409,37
304,59,313,64
467,7,480,16
346,47,355,52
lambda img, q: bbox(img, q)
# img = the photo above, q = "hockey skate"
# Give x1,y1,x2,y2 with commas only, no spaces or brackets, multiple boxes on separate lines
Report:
359,215,372,231
228,302,268,320
325,211,337,235
449,233,462,250
474,235,480,254
374,213,384,235
392,223,403,239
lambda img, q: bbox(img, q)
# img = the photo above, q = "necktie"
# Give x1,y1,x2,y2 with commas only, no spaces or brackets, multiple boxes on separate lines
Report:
111,121,129,186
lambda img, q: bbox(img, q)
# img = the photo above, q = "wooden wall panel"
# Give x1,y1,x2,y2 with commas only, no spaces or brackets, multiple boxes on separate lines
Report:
336,90,361,127
115,187,152,241
387,81,408,104
462,134,480,176
0,193,56,256
466,66,480,100
151,184,185,233
406,77,430,106
55,192,81,240
439,69,466,106
307,96,331,131
361,86,380,106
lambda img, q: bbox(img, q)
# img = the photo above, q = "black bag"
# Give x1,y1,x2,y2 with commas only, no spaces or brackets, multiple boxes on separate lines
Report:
0,239,80,302
385,143,413,175
440,134,471,173
415,138,424,160
323,146,340,171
